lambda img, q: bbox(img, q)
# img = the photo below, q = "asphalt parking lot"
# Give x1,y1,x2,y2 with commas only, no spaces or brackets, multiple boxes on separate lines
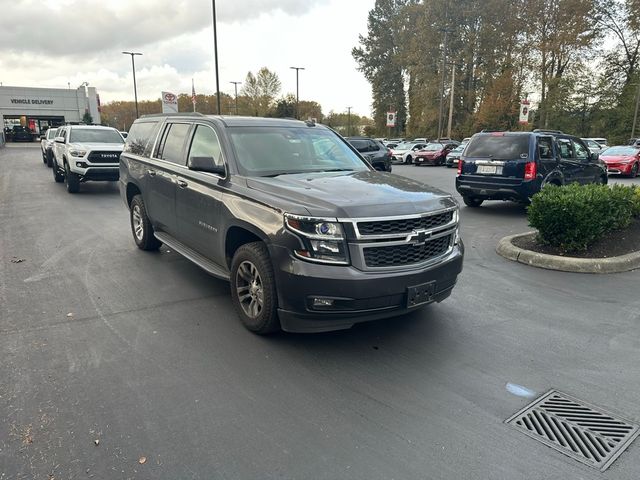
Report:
1,144,640,479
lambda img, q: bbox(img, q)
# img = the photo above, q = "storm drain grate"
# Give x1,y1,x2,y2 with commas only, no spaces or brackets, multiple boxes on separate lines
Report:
506,390,639,471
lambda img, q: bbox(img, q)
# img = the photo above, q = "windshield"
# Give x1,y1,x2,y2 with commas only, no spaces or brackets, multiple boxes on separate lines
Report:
70,128,124,144
451,145,464,153
601,146,639,156
464,134,530,159
228,126,369,177
394,142,414,150
424,143,444,151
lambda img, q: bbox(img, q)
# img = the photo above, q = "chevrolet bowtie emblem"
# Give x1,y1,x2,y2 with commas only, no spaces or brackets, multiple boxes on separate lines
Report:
408,229,431,245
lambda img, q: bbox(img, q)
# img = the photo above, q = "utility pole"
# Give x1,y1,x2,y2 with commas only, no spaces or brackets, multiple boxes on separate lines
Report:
632,82,640,140
122,52,142,118
211,0,221,114
230,81,241,115
437,28,452,140
290,67,305,119
347,107,352,136
447,63,456,139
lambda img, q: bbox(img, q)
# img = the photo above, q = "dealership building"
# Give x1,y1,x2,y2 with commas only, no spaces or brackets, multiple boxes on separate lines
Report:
1,85,101,141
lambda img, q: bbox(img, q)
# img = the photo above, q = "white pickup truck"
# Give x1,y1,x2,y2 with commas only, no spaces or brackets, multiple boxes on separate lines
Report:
52,125,125,193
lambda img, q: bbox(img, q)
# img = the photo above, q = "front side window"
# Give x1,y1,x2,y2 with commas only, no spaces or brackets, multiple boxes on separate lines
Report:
188,125,223,166
158,123,191,165
228,126,369,177
557,139,574,159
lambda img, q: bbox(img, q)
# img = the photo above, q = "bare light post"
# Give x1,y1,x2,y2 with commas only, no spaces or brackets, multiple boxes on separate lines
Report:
447,63,456,139
290,66,305,119
347,107,352,136
230,81,241,115
122,51,142,118
212,0,221,114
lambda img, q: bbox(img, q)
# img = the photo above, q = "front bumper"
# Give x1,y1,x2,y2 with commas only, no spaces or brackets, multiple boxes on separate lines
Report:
415,156,441,165
270,243,464,333
71,162,120,181
605,163,633,175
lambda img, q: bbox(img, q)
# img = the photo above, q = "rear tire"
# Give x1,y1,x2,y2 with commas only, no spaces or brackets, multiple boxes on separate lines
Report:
46,150,54,168
230,242,280,334
42,150,47,164
462,196,483,207
64,162,80,193
130,195,162,251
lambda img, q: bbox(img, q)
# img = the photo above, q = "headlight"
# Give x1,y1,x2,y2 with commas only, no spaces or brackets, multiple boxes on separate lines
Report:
69,149,86,157
284,214,349,265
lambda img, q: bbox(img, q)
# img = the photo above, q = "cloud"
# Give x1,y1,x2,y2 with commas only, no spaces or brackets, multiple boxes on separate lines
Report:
0,0,329,56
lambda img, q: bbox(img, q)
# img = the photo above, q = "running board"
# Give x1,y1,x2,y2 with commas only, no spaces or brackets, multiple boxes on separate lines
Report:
154,232,230,281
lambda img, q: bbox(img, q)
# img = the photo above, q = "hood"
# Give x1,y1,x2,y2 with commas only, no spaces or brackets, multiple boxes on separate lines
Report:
391,148,409,155
70,142,124,151
246,171,455,218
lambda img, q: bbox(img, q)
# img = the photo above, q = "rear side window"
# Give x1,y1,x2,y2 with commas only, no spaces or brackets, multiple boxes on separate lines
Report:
464,135,530,159
124,121,159,156
158,123,191,165
557,139,574,159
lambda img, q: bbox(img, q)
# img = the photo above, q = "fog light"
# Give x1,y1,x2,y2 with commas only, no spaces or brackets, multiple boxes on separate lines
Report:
75,161,87,168
312,297,334,307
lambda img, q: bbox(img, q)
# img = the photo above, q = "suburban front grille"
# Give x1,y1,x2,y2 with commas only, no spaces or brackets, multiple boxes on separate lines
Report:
87,151,121,163
358,211,454,236
363,234,452,267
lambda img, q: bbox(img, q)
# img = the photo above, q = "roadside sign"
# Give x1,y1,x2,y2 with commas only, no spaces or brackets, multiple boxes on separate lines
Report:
386,111,396,127
162,91,178,113
519,100,530,125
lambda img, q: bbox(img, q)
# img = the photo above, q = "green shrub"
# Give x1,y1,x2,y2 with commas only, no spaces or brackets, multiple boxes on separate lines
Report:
527,183,638,252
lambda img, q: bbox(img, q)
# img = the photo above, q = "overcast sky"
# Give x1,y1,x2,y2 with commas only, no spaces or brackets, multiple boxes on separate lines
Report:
0,0,376,116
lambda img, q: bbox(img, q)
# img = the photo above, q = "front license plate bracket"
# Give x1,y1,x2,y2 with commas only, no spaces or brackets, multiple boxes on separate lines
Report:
407,281,436,308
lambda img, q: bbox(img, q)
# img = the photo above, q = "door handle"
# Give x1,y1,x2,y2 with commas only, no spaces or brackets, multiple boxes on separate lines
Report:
176,179,188,188
147,169,157,177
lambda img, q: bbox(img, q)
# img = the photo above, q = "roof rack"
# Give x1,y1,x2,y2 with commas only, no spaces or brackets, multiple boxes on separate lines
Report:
140,112,206,118
532,128,564,134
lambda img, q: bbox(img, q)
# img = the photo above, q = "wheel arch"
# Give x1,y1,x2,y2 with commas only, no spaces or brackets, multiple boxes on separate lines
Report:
225,222,269,269
126,182,142,207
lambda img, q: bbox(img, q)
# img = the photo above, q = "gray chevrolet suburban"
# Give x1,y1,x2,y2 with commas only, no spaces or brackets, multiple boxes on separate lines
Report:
119,114,464,334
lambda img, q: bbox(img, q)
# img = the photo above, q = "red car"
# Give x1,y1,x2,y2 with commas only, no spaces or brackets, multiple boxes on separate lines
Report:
600,146,640,177
414,142,458,166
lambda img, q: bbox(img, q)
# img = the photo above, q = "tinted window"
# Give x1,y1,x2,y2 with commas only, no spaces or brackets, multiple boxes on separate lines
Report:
348,139,370,152
69,128,124,144
159,123,190,165
464,135,530,159
188,125,223,166
573,140,589,160
557,139,574,159
228,126,369,177
124,121,159,156
537,137,554,159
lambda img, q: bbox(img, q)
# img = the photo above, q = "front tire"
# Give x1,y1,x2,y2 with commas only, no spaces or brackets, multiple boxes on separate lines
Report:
130,195,162,251
52,158,64,183
405,155,413,165
230,242,280,334
629,163,638,178
462,196,483,207
64,162,80,193
46,150,54,168
42,150,47,164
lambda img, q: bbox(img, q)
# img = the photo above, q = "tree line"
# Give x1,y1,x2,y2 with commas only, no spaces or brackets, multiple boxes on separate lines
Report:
101,67,372,135
353,0,640,143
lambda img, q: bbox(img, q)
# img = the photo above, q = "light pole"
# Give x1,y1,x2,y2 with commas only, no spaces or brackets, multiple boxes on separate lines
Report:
446,62,459,139
211,0,221,115
230,81,241,115
122,51,142,118
347,107,352,136
437,28,452,140
290,66,305,119
631,82,640,140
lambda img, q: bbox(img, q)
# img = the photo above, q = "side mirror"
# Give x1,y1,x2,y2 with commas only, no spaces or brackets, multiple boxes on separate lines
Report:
590,152,599,161
54,136,65,144
189,156,225,176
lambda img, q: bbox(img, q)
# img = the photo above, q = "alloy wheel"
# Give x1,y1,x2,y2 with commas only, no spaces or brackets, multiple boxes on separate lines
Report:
235,261,264,319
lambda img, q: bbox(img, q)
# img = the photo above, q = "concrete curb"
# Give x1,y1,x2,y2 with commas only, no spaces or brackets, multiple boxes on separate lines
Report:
496,232,640,274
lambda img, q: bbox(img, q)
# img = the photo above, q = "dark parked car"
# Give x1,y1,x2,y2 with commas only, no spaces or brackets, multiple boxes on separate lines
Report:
456,130,607,207
445,144,465,168
12,126,34,142
120,114,464,334
414,142,459,166
346,136,392,172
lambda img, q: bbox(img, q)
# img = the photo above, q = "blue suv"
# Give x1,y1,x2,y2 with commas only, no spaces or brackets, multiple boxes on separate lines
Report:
455,130,607,207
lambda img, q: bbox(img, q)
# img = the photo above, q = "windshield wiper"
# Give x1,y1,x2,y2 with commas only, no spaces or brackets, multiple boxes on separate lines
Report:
318,168,355,172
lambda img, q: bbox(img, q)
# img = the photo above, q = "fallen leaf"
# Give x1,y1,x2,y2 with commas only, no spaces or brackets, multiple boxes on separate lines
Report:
138,456,146,465
66,313,73,318
11,258,26,263
94,439,100,446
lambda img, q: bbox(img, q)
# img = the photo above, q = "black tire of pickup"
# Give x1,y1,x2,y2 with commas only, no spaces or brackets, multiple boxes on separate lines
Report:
130,195,162,251
52,159,64,183
46,150,54,168
64,162,80,193
230,242,280,334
